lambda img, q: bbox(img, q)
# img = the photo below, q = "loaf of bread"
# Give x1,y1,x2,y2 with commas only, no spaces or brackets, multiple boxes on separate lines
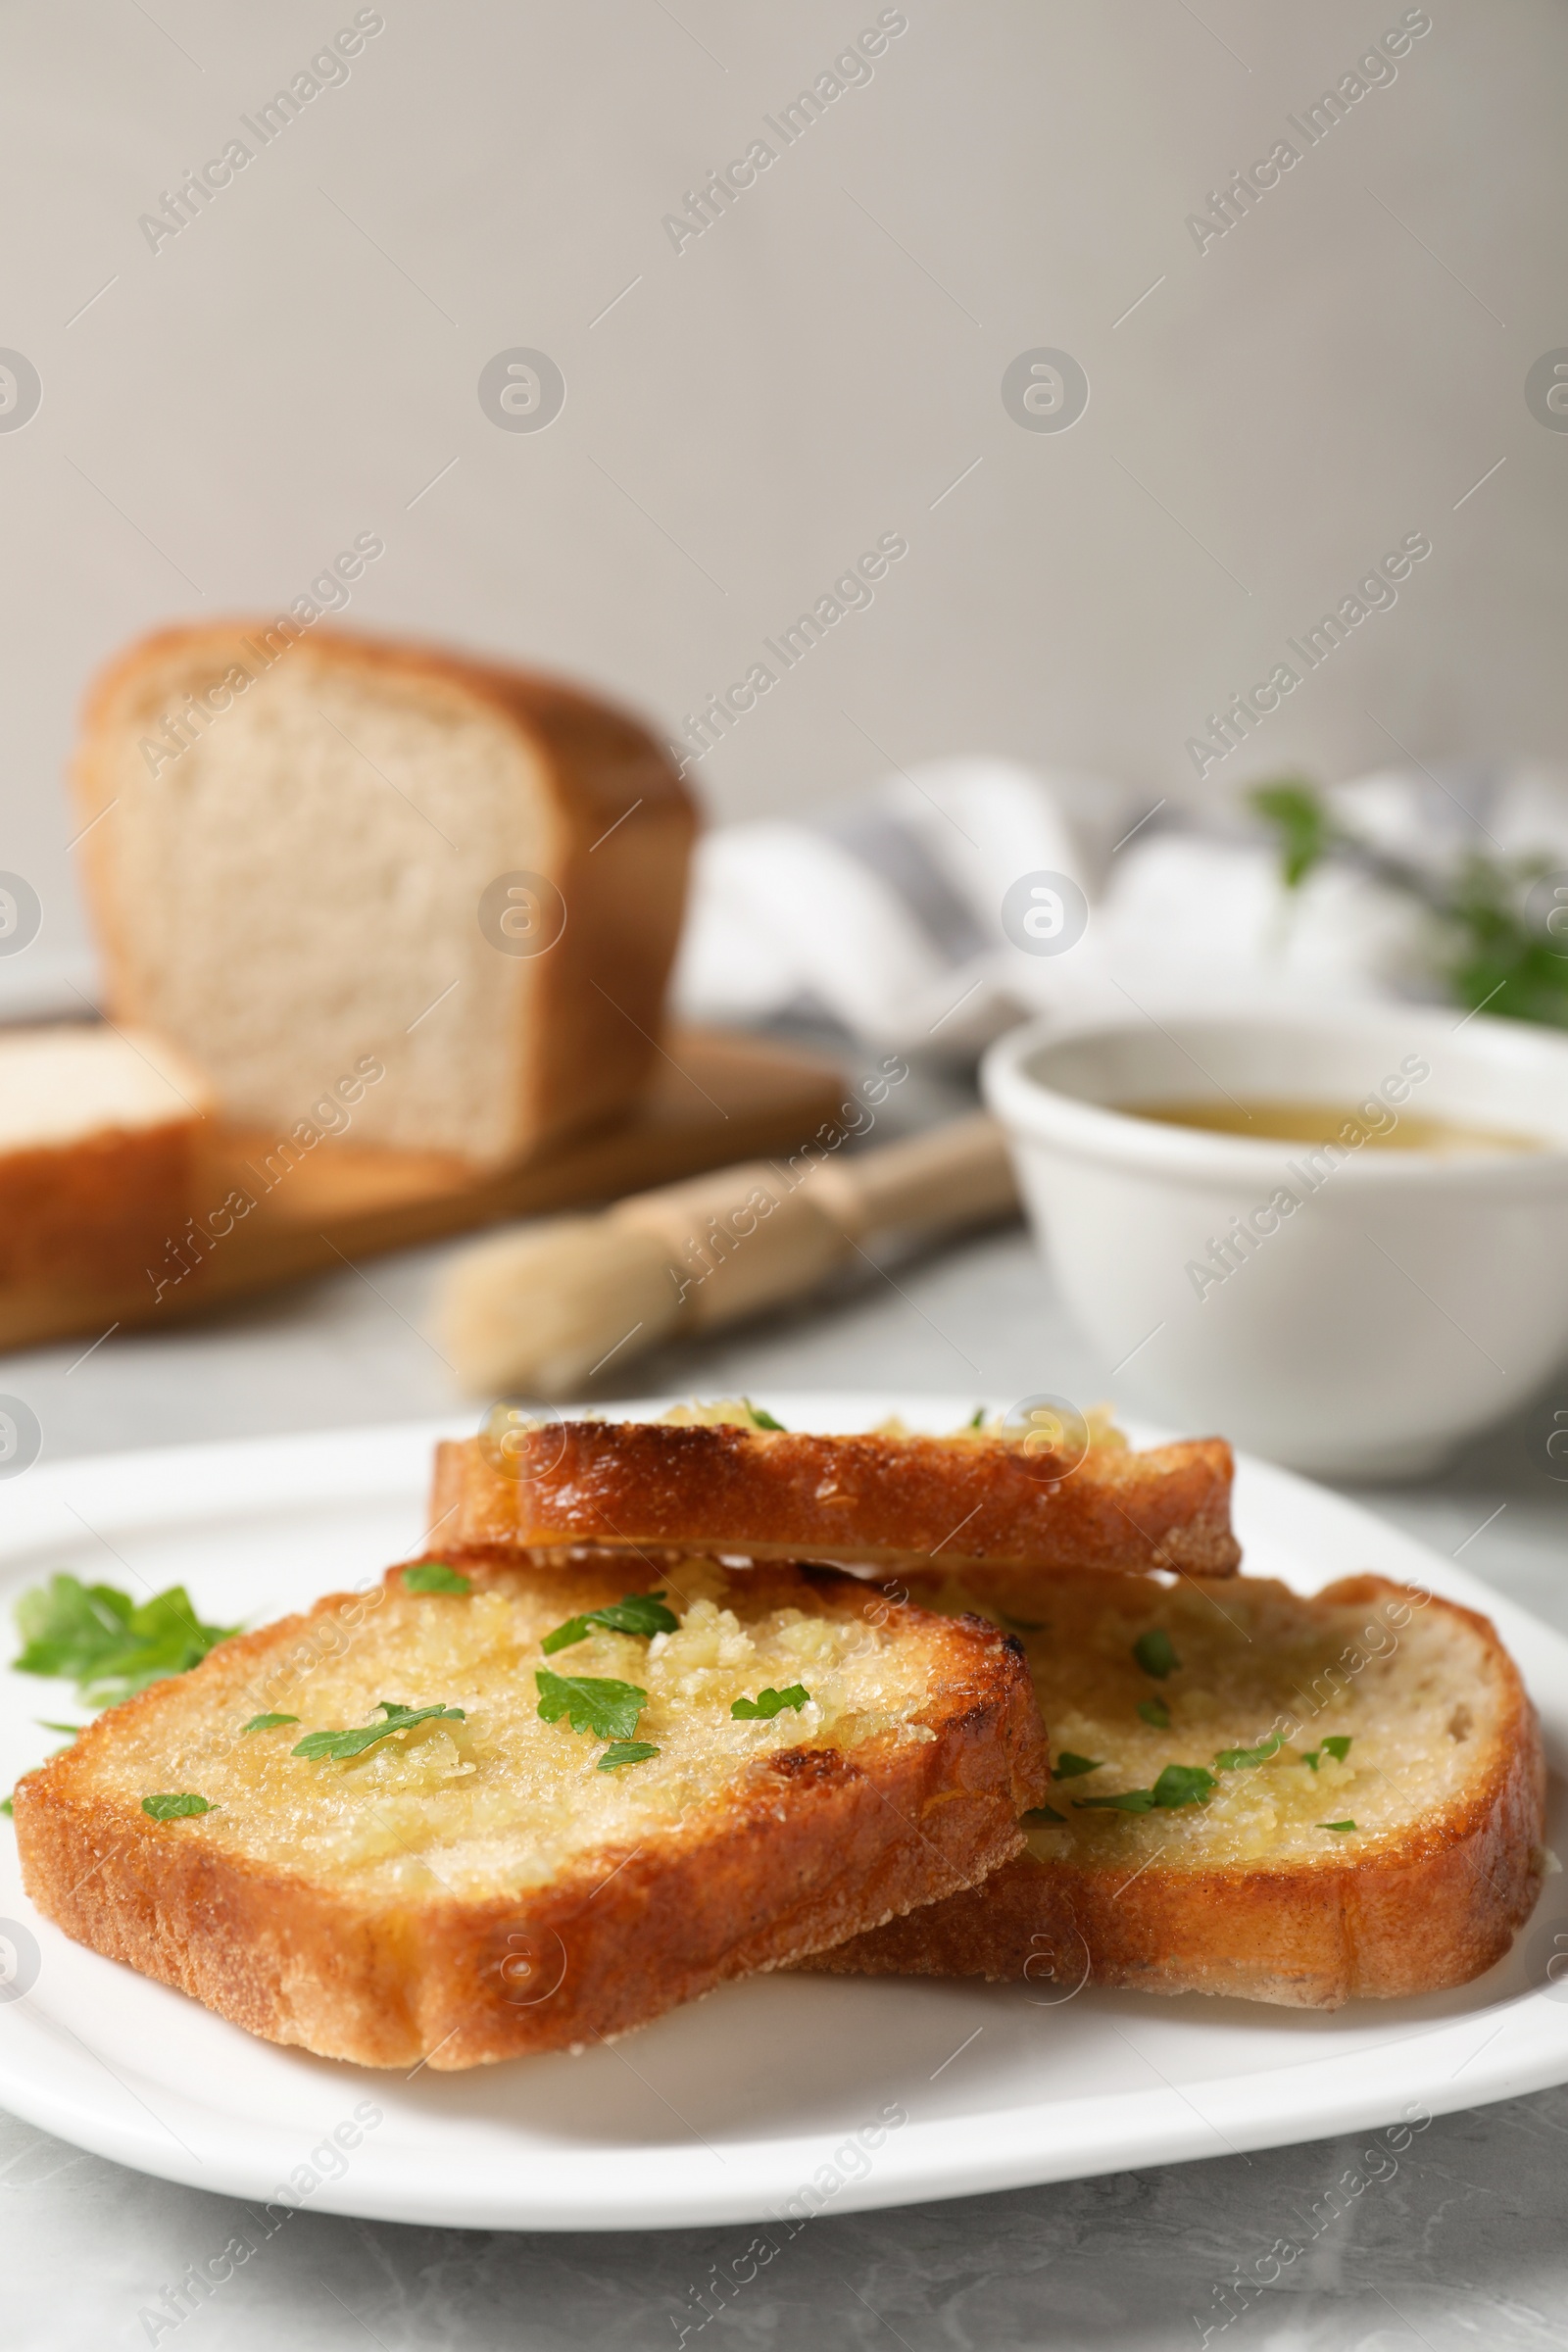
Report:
72,625,696,1165
0,1024,210,1291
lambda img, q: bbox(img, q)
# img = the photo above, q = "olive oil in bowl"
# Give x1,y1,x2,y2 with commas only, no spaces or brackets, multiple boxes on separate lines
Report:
1122,1099,1541,1156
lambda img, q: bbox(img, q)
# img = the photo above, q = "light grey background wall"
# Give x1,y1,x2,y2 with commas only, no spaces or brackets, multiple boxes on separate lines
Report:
2,0,1564,988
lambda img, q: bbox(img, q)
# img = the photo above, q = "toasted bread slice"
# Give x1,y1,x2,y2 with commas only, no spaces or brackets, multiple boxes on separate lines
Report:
0,1024,211,1293
809,1571,1545,2008
429,1416,1241,1580
14,1556,1046,2068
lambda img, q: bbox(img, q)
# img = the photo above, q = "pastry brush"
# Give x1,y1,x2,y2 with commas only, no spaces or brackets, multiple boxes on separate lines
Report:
434,1110,1017,1396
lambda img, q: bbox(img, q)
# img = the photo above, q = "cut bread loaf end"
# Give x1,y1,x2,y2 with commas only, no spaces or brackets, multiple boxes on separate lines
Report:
808,1571,1546,2008
0,1024,210,1292
15,1556,1046,2067
72,623,696,1165
428,1419,1241,1580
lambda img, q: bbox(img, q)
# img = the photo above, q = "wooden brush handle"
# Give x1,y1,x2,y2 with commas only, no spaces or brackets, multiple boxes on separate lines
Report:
810,1111,1017,1238
612,1112,1017,1335
614,1168,846,1332
436,1111,1022,1390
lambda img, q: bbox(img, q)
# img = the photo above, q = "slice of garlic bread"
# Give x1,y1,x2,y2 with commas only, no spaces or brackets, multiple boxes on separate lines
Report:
429,1415,1240,1580
810,1571,1545,2008
14,1556,1046,2067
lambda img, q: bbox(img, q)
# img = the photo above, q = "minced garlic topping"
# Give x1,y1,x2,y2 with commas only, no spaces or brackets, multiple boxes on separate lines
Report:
89,1560,938,1900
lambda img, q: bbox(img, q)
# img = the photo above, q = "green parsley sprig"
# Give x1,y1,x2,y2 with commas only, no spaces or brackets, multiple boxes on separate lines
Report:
1073,1724,1355,1816
402,1563,471,1595
1077,1762,1216,1813
141,1792,215,1820
535,1670,647,1741
541,1592,678,1654
1212,1733,1286,1771
1251,776,1568,1028
292,1701,466,1762
1133,1629,1179,1680
731,1685,808,1720
14,1574,236,1708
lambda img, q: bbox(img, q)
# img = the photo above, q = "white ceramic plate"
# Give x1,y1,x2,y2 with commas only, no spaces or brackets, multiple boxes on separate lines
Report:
0,1395,1564,2232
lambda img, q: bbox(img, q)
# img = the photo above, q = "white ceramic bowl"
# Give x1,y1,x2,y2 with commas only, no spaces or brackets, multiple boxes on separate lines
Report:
982,1002,1568,1478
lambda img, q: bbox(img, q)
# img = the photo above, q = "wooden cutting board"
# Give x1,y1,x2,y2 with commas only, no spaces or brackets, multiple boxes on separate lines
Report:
0,1026,847,1356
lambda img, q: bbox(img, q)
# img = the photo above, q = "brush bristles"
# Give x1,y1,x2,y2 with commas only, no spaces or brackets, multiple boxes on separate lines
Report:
437,1217,679,1396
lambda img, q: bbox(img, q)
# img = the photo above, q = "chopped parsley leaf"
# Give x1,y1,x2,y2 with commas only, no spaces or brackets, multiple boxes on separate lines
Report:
1318,1819,1356,1832
598,1740,661,1772
744,1400,787,1431
1137,1698,1171,1731
1151,1762,1216,1807
967,1406,987,1429
292,1700,466,1762
14,1573,236,1708
242,1713,299,1734
1022,1804,1066,1825
535,1670,647,1741
1075,1762,1217,1814
141,1792,214,1820
1321,1735,1352,1762
35,1721,82,1739
1133,1628,1179,1680
731,1685,809,1720
402,1563,471,1595
1052,1751,1102,1779
542,1592,678,1654
1214,1733,1285,1771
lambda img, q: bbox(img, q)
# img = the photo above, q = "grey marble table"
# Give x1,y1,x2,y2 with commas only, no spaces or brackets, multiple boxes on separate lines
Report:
4,1074,1568,2350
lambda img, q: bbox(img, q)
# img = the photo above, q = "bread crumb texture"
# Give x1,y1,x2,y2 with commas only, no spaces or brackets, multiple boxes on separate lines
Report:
74,1560,940,1900
924,1570,1508,1870
98,652,544,1155
0,1026,210,1151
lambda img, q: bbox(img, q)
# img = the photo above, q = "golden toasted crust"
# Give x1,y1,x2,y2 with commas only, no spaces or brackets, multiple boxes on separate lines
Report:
809,1577,1546,2008
428,1427,1241,1579
72,622,698,1156
14,1560,1047,2068
0,1119,195,1290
